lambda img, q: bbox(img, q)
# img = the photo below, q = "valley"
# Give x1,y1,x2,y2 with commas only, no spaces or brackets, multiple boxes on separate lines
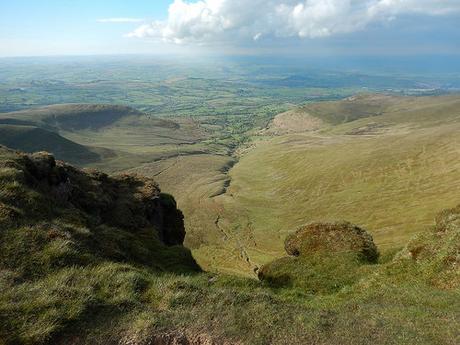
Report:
149,94,460,275
2,0,460,342
1,65,459,276
1,57,459,345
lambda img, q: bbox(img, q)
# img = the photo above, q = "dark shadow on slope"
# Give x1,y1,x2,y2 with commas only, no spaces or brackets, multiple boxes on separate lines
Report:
0,124,101,165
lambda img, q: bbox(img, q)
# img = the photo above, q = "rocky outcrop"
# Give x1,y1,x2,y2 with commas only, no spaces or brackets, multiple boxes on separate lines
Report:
0,146,198,278
284,222,379,263
395,205,460,289
258,222,379,292
10,150,185,246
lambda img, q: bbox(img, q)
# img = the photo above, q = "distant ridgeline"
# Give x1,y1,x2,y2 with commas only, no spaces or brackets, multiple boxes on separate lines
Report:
0,104,141,131
0,103,208,172
0,104,156,166
0,104,140,165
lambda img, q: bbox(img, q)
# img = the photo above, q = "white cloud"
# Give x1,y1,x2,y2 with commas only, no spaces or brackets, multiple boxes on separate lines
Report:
97,18,144,23
126,0,460,44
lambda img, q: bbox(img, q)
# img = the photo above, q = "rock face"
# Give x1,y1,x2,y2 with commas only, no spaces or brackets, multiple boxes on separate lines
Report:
8,150,186,246
284,222,379,263
0,146,197,277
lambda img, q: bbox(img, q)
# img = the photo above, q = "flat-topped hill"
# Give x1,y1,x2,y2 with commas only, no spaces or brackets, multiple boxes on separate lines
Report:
0,104,207,171
267,94,460,134
0,104,141,131
0,124,100,164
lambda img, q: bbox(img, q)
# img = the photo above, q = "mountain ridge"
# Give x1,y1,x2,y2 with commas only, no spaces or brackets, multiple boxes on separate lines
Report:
0,104,142,131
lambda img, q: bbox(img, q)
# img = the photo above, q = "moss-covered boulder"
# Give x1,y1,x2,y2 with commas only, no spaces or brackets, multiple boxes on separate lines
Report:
259,222,379,293
285,222,379,263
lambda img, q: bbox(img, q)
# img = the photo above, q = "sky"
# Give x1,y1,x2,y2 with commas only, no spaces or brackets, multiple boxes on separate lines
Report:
0,0,459,58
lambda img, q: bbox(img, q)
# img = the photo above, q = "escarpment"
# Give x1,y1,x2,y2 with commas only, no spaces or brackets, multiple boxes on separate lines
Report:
0,146,199,277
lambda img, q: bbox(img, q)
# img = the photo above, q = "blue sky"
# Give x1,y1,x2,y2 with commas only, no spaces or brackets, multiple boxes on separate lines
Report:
0,0,171,56
1,0,459,57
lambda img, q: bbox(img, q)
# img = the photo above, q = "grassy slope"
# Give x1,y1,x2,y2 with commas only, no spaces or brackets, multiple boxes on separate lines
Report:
156,94,460,275
0,146,459,345
0,147,198,343
63,115,208,151
300,94,397,125
0,124,102,165
0,104,144,166
0,104,213,172
65,116,212,173
0,104,141,131
230,123,460,245
125,154,244,274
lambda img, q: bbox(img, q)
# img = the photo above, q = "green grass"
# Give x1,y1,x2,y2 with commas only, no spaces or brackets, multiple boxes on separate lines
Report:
0,103,225,173
1,233,459,345
300,93,397,125
1,60,460,343
0,146,459,344
12,93,450,279
0,104,142,131
0,124,101,165
160,94,460,276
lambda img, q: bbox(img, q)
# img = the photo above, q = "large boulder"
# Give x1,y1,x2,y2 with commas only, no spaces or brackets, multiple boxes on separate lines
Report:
258,222,379,293
28,151,57,180
284,222,379,263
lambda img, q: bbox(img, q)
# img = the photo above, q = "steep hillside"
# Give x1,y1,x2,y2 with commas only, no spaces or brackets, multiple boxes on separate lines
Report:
264,108,324,135
265,94,398,133
0,104,211,172
0,104,145,166
267,94,460,133
0,146,199,342
0,147,459,345
146,94,460,275
301,94,396,125
0,146,195,269
0,103,206,142
0,125,101,165
0,104,141,131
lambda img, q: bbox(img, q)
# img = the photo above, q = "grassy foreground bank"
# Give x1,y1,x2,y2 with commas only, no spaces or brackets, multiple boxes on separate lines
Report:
0,146,459,344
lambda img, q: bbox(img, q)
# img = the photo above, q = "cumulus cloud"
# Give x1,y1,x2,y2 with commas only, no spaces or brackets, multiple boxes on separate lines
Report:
126,0,460,44
98,18,144,23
